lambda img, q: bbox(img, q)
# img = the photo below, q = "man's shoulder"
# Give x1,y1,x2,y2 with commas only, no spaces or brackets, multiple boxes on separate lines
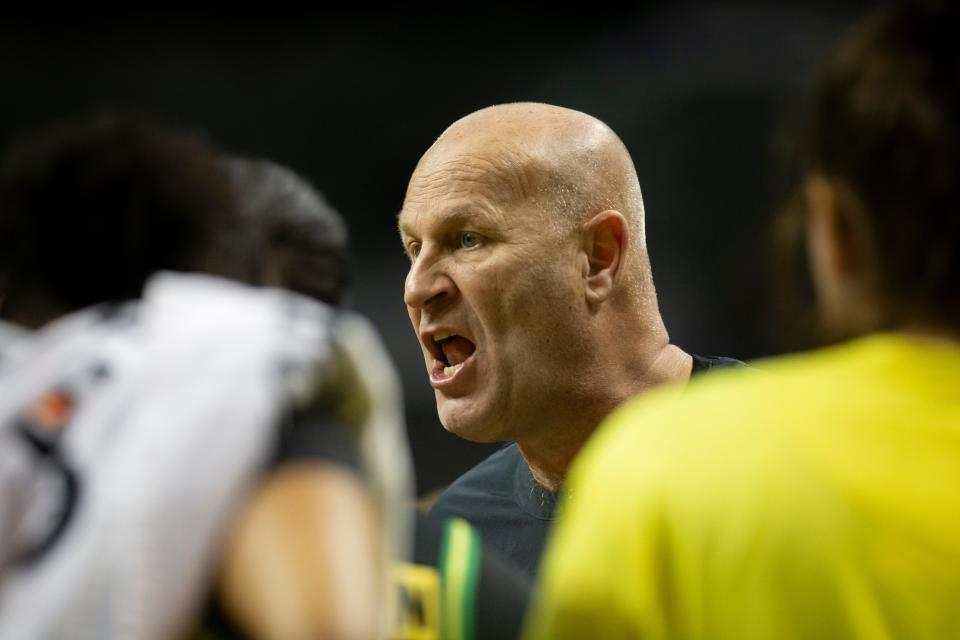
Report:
430,444,523,517
438,443,523,497
585,342,867,492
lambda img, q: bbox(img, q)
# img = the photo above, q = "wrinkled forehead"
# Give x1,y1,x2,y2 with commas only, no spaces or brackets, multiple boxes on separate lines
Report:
406,144,530,204
400,145,537,230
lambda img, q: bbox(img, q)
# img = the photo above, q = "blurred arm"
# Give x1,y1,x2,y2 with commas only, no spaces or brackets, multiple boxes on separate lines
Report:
217,462,383,640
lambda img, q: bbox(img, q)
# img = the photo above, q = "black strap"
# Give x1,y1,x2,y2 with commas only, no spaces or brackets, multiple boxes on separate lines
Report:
10,422,81,567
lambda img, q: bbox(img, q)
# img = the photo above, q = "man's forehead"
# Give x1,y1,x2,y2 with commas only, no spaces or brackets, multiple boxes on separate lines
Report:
400,150,526,221
407,151,527,202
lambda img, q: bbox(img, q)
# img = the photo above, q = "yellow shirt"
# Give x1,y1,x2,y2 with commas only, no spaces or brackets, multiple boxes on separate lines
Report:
526,334,960,639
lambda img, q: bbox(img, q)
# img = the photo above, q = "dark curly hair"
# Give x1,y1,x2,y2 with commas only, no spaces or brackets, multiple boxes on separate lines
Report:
0,109,235,327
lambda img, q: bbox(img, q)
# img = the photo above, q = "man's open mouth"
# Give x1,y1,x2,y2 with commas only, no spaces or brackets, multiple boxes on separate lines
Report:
427,331,477,380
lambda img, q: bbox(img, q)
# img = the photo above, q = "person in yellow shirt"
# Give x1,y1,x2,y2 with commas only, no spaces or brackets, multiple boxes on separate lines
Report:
526,1,960,638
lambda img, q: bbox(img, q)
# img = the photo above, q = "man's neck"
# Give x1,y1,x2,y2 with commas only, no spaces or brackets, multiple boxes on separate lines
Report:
515,342,693,492
516,431,590,493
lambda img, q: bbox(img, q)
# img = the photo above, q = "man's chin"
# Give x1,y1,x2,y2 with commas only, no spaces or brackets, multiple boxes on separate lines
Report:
438,410,507,444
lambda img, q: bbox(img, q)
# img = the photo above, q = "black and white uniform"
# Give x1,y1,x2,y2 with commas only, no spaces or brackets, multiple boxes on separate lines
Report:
0,272,412,640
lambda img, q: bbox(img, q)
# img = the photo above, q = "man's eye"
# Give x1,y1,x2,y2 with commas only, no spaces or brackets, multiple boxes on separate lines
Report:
459,232,481,249
408,242,421,259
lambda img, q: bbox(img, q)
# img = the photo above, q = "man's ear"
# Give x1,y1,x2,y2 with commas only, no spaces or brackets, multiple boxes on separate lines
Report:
581,210,628,305
805,175,847,293
805,174,879,332
805,174,873,295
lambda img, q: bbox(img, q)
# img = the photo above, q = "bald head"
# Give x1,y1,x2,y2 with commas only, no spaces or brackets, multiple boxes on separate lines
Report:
411,103,646,249
400,103,676,448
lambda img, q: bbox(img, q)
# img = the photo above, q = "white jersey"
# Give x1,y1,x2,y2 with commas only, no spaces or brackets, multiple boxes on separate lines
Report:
0,272,412,639
0,319,28,369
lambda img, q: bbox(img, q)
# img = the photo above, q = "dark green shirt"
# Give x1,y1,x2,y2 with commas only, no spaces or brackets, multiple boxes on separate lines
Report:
428,353,745,580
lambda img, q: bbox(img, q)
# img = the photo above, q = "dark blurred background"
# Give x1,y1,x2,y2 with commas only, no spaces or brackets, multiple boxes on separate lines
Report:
0,1,874,495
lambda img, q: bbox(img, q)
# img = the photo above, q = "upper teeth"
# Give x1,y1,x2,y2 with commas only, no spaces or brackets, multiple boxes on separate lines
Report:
435,331,452,341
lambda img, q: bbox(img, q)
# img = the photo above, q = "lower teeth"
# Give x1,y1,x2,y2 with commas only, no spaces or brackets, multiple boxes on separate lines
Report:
444,363,463,377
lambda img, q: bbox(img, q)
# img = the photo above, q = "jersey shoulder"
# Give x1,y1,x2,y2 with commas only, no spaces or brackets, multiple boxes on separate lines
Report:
430,444,521,519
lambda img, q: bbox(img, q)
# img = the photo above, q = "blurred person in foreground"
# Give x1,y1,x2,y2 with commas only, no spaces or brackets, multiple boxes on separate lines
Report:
224,157,531,640
0,112,410,639
526,2,960,638
399,102,742,579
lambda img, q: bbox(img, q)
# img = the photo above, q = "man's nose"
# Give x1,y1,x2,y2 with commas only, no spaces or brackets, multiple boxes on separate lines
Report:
404,251,454,310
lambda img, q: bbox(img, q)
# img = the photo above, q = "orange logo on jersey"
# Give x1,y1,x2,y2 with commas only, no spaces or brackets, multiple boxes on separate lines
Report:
26,390,75,433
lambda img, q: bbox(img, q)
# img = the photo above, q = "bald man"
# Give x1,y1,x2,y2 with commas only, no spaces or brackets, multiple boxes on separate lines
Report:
398,103,742,578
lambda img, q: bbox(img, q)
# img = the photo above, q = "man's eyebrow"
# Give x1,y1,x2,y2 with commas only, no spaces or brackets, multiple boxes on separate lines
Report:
396,210,425,239
440,207,491,226
397,206,499,237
